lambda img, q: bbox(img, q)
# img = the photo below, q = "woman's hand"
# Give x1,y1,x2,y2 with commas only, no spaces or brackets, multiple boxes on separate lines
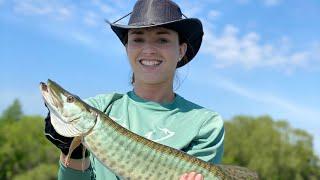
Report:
179,172,204,180
44,112,89,159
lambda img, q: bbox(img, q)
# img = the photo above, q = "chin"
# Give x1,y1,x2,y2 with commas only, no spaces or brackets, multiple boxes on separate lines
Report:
138,78,167,85
143,79,164,85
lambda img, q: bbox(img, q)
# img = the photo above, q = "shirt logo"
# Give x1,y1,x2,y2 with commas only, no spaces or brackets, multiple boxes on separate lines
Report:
145,127,175,142
110,116,175,142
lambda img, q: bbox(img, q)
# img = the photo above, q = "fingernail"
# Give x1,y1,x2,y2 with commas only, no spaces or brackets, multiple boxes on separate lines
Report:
180,173,188,179
189,172,196,178
195,173,204,180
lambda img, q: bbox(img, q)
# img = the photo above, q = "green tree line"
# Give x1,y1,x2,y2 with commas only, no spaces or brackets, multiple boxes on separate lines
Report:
0,100,59,180
222,115,320,179
0,99,319,179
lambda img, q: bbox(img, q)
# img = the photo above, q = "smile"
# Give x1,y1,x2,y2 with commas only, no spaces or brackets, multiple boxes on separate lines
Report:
139,59,162,66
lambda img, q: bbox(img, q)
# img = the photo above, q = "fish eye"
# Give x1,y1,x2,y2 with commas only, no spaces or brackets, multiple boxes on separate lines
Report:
67,95,75,103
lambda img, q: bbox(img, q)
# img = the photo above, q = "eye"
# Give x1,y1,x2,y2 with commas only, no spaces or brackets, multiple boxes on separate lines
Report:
67,95,75,103
133,38,144,43
158,38,169,44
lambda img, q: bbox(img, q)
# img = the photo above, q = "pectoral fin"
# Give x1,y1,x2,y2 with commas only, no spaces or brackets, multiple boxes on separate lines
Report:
64,136,83,167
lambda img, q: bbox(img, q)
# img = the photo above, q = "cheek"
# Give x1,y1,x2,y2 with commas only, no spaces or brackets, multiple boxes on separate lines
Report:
163,47,180,63
126,46,138,63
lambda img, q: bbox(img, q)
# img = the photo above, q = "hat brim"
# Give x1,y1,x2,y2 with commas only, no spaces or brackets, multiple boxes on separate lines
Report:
107,18,203,68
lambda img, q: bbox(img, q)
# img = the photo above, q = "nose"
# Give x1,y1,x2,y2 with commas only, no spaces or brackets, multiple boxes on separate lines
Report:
141,41,157,55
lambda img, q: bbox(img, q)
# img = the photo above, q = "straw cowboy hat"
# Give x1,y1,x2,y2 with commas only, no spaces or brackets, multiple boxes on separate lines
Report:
107,0,204,68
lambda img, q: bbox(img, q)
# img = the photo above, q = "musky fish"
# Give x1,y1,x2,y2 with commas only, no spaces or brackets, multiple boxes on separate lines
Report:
39,79,259,180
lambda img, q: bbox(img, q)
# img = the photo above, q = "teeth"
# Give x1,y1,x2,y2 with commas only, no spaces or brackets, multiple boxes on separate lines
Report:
140,60,161,66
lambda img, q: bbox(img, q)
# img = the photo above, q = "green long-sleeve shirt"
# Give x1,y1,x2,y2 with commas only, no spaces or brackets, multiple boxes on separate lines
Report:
58,91,225,180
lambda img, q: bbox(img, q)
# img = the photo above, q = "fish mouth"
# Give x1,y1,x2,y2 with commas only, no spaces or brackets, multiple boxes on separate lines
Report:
39,79,97,137
40,81,84,124
40,82,48,92
39,81,65,120
40,82,51,106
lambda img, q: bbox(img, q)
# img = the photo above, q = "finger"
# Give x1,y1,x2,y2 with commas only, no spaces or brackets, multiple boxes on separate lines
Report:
187,172,196,180
179,173,188,180
195,173,204,180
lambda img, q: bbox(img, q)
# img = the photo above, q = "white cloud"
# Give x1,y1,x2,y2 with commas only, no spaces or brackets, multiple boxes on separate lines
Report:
208,10,221,20
213,76,320,119
191,74,320,155
13,0,73,21
83,11,99,27
89,0,129,25
178,0,204,17
192,74,320,126
91,0,115,14
202,24,320,72
9,0,110,52
70,31,96,46
55,7,72,20
14,1,52,15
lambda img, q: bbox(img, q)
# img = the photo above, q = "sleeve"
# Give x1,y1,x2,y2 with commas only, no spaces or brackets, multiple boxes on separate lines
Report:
58,161,95,180
84,93,123,112
184,114,225,164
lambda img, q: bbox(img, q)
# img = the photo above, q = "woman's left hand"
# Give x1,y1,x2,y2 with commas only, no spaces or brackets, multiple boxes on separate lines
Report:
179,172,204,180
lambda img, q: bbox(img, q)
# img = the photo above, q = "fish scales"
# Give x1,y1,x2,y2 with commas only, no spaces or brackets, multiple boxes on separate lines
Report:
39,79,259,180
84,113,224,179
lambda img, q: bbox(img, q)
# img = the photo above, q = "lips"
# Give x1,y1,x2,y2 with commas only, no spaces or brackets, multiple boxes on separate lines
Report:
139,59,162,66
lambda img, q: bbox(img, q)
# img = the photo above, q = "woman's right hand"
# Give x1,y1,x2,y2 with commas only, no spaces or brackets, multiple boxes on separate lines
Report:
179,172,204,180
44,112,88,159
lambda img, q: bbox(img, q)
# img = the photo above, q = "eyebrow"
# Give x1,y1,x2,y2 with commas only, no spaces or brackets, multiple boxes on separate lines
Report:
156,31,171,35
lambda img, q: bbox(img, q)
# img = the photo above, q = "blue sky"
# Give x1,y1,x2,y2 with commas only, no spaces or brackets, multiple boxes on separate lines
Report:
1,0,319,156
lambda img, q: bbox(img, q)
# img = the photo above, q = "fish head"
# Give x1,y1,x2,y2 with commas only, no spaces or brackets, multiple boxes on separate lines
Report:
40,79,97,137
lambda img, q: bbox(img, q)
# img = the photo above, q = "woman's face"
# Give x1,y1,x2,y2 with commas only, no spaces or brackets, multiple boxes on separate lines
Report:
126,27,187,86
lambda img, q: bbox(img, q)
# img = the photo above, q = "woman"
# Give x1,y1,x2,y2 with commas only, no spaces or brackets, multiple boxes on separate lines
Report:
44,0,225,179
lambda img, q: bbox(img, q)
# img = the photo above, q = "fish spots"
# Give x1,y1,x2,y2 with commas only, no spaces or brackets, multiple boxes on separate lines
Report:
117,170,125,177
118,164,126,170
118,140,125,146
96,142,102,147
90,145,98,152
169,173,175,179
109,160,116,166
127,167,135,174
101,157,107,163
155,171,163,178
134,160,140,164
140,169,147,175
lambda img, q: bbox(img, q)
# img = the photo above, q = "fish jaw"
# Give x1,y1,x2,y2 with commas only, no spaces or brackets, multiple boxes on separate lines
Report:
39,80,98,137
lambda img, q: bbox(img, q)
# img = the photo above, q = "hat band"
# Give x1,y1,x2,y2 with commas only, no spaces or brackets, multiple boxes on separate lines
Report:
112,12,188,25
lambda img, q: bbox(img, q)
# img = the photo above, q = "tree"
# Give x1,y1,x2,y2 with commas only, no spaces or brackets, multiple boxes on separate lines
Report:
12,164,58,180
222,115,320,179
0,111,59,179
1,99,23,122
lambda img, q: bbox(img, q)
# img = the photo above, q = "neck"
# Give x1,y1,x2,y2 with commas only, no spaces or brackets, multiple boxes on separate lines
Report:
133,82,175,104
